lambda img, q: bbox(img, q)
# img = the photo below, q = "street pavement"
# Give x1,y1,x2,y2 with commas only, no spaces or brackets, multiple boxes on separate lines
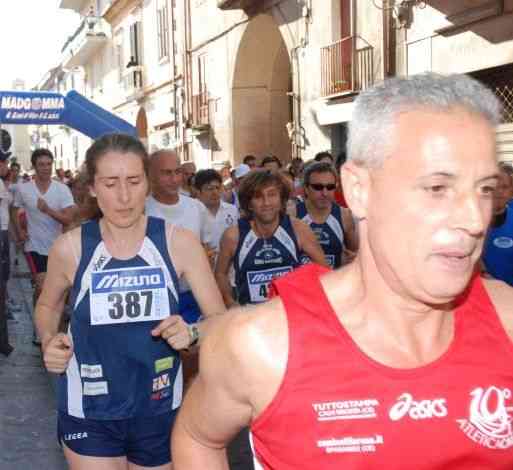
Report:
0,250,67,470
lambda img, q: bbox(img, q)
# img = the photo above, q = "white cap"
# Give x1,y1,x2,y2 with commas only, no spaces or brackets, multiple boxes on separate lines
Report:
234,163,251,179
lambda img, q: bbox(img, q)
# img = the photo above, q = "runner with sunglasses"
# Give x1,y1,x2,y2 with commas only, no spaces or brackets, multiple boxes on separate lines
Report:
291,162,358,268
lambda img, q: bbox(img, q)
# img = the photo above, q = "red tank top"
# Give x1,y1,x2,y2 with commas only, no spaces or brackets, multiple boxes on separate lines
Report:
250,264,513,469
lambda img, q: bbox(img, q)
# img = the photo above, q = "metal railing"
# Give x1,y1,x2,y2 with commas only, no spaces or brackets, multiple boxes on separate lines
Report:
495,84,513,123
217,0,256,9
123,65,144,98
320,36,374,98
61,15,108,57
192,92,210,126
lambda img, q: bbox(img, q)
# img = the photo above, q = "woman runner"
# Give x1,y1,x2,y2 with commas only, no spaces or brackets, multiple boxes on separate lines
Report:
34,134,225,470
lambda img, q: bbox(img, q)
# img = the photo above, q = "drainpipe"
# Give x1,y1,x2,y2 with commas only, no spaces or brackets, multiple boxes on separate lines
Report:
288,0,311,160
182,0,193,162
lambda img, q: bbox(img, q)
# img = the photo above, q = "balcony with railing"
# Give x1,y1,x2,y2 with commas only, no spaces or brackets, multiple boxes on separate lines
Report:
191,92,210,129
123,65,145,101
320,36,374,99
59,0,89,13
217,0,258,9
61,16,109,68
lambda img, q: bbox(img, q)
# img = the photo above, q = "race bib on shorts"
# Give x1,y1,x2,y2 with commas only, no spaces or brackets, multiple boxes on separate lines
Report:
90,267,170,325
247,266,292,303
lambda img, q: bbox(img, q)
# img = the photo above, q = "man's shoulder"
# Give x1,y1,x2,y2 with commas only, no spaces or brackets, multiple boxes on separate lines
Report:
222,223,240,243
203,298,288,385
220,200,239,216
51,180,71,191
177,194,201,211
17,181,33,192
482,277,513,339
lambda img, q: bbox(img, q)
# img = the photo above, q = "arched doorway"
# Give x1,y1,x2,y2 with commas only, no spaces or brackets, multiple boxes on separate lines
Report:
136,107,148,147
232,14,292,165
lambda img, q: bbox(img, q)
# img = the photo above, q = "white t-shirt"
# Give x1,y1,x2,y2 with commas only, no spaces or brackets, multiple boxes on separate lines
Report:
201,200,239,252
145,194,213,292
0,180,11,231
14,180,75,255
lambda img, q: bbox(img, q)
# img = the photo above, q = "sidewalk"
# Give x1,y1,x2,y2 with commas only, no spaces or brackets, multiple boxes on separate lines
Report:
0,249,66,470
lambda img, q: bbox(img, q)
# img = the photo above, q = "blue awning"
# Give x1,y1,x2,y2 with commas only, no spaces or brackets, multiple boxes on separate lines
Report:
0,90,137,140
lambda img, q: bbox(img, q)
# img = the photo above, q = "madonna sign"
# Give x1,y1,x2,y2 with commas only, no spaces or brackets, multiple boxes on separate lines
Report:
0,91,66,124
0,90,137,140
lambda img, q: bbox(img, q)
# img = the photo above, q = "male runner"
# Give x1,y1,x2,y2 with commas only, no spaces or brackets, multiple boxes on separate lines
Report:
215,169,326,307
482,164,513,285
13,149,76,343
291,161,357,268
146,150,211,324
173,74,513,469
194,169,239,255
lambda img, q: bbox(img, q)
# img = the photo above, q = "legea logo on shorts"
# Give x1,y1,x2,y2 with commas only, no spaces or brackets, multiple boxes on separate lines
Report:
63,432,88,441
457,386,513,449
91,267,165,293
389,393,447,421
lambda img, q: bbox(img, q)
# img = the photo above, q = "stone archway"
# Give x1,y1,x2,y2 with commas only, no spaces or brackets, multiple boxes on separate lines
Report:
232,14,292,165
136,107,148,146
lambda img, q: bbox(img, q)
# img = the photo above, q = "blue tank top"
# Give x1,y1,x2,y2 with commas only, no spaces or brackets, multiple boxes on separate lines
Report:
234,215,300,305
483,203,513,286
59,216,182,419
296,200,344,268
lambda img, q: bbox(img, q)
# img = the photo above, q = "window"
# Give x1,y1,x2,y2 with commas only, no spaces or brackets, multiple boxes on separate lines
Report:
129,21,142,66
157,1,170,61
198,53,208,100
114,29,124,83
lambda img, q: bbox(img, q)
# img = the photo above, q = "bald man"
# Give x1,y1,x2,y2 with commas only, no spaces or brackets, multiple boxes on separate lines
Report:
180,162,197,197
146,151,211,325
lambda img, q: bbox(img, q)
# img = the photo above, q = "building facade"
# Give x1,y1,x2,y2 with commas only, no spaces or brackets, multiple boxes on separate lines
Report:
51,0,513,170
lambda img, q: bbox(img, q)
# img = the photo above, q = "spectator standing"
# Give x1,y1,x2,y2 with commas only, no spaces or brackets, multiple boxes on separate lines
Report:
0,155,13,356
12,149,76,344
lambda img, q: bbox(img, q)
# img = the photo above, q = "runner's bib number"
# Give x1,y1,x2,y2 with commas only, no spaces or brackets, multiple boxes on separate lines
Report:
90,267,170,325
247,266,292,303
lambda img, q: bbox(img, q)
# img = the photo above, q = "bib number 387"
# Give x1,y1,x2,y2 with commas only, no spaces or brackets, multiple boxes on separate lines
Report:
90,267,170,325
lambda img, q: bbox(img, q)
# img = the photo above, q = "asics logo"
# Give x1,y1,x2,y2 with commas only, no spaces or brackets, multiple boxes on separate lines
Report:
389,393,447,421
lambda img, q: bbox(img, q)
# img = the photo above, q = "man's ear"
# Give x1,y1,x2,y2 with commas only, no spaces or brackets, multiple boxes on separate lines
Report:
341,161,370,220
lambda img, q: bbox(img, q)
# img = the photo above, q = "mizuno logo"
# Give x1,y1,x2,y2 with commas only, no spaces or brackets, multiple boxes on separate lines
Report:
92,268,165,293
248,268,291,284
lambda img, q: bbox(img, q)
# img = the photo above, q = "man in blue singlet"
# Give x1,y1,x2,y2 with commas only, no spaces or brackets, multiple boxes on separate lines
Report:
482,164,513,285
292,161,358,268
215,169,327,307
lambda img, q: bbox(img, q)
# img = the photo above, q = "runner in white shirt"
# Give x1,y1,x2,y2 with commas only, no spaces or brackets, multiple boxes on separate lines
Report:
194,169,239,253
145,150,212,324
0,156,13,356
12,149,76,344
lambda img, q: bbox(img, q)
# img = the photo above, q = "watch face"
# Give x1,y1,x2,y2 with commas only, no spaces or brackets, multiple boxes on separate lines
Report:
189,324,199,344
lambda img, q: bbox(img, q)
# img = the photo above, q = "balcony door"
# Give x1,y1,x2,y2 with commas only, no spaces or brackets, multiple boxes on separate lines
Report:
340,0,352,92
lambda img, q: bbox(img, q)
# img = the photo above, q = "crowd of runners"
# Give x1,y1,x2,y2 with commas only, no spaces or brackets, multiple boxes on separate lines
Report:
1,72,513,469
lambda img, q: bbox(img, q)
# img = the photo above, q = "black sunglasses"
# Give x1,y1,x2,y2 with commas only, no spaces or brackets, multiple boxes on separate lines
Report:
309,183,336,191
